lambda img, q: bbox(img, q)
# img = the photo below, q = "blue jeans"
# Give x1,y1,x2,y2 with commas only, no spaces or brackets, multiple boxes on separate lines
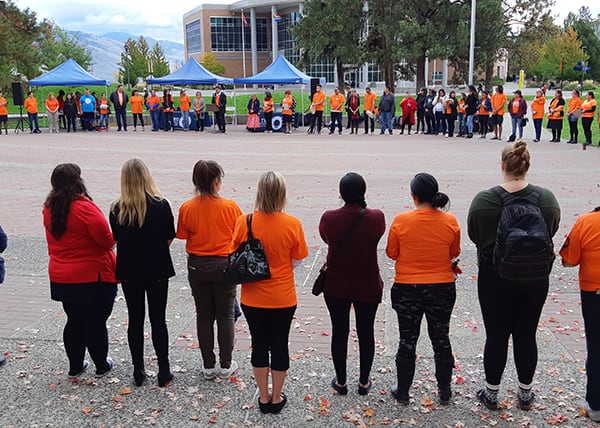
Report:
582,290,600,410
380,112,393,134
330,112,342,133
511,117,523,138
466,114,475,134
150,110,160,130
533,118,542,140
27,112,39,131
458,113,465,135
99,113,109,128
182,110,190,130
115,108,127,130
434,111,446,134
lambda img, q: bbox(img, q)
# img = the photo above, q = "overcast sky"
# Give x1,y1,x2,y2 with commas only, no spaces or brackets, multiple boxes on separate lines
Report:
14,0,600,44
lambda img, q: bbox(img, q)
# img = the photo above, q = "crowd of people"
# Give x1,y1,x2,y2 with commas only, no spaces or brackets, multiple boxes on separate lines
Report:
24,139,597,422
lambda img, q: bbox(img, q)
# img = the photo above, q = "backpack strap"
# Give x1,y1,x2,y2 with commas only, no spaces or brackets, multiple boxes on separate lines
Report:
491,185,543,206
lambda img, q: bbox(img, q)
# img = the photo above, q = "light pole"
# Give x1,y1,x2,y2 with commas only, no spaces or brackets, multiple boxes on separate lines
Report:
468,0,476,85
124,45,131,90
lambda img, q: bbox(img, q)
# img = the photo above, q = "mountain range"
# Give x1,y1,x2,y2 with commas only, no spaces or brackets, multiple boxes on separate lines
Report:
69,31,185,83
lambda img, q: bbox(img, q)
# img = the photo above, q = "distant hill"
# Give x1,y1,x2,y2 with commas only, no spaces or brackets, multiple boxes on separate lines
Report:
69,31,185,83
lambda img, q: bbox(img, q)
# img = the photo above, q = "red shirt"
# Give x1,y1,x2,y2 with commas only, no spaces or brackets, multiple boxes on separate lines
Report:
43,197,116,284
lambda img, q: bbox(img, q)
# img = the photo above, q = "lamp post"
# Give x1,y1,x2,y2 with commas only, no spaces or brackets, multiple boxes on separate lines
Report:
581,46,587,90
468,0,476,85
124,45,131,90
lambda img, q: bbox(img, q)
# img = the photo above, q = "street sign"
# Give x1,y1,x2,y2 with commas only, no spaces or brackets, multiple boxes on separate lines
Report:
574,65,593,72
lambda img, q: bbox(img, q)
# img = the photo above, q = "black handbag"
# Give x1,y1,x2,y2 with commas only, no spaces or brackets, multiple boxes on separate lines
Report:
223,214,271,286
312,208,365,296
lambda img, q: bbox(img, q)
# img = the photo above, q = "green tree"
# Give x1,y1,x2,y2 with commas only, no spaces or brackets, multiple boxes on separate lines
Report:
149,42,169,78
564,7,600,81
293,0,365,87
119,36,152,86
38,25,92,72
530,27,587,81
200,52,225,76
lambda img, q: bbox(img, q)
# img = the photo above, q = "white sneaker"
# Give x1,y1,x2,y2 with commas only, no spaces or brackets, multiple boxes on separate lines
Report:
218,360,238,379
202,367,218,380
585,402,600,422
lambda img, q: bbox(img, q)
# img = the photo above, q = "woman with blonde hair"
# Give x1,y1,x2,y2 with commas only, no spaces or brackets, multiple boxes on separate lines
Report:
232,171,309,414
468,141,561,410
176,160,242,381
110,158,176,387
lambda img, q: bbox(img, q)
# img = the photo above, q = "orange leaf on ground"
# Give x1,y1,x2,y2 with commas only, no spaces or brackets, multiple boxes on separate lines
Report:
118,386,132,395
82,406,92,414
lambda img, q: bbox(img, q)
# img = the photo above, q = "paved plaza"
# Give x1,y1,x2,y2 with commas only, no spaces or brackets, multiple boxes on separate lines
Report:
0,120,599,427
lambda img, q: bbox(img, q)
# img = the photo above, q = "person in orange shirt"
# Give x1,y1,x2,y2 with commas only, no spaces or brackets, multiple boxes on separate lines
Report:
98,93,110,131
363,87,377,134
329,87,346,135
0,91,7,135
281,90,294,134
310,84,326,134
386,173,460,405
547,89,565,143
45,92,60,133
192,91,206,132
24,91,40,133
581,92,597,146
179,89,191,131
490,85,508,140
145,90,161,131
176,160,243,381
530,89,546,142
130,90,145,132
263,92,274,133
162,89,175,132
566,89,583,144
232,171,308,414
560,207,600,423
477,90,492,138
457,93,467,136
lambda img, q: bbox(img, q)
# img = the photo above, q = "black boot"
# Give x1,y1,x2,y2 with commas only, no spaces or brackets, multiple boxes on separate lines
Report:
435,358,455,405
157,360,173,387
391,356,415,404
133,366,147,387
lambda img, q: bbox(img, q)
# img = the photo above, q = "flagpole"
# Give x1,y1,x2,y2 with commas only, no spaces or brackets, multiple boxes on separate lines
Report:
241,9,246,79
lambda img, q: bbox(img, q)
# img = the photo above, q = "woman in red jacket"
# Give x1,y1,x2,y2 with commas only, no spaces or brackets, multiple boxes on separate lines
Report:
43,163,117,379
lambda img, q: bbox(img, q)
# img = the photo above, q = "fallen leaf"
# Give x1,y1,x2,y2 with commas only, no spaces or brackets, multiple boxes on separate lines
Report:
82,406,92,414
118,386,132,395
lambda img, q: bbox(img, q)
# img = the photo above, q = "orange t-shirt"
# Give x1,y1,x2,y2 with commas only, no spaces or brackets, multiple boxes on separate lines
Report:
458,99,465,114
0,96,7,115
312,91,326,111
146,95,160,111
45,98,59,112
491,92,507,115
386,209,460,284
232,211,308,309
478,98,489,115
24,97,38,114
511,98,521,114
560,211,600,292
179,95,191,111
176,195,242,256
130,95,144,114
329,93,346,112
282,95,293,115
364,92,376,111
99,97,110,115
263,98,274,113
581,99,597,119
567,97,582,115
531,96,545,119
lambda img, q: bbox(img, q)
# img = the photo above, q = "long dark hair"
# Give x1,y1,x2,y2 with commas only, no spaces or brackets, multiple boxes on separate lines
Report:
44,163,91,239
410,172,450,210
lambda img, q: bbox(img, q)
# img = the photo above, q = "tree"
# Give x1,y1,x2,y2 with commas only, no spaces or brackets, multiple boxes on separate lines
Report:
293,0,365,86
564,7,600,81
200,52,225,76
38,24,92,72
119,36,155,86
149,43,169,78
530,27,587,81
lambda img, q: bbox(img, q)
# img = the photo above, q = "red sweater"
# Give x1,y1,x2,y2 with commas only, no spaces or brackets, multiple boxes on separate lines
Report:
43,198,116,284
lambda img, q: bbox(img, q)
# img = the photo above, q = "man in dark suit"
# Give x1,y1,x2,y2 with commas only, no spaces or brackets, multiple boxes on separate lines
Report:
109,85,129,131
212,86,226,133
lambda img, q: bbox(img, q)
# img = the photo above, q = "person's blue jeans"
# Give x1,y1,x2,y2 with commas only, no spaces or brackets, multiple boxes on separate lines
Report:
533,118,542,140
434,111,446,134
582,290,600,410
330,112,343,133
99,113,109,128
380,112,393,134
150,110,160,130
458,113,465,135
115,108,127,130
182,110,190,130
466,114,475,134
511,117,523,139
27,112,39,131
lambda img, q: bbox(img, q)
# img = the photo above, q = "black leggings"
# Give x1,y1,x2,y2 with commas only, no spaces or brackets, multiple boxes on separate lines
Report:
242,304,296,371
568,119,578,141
479,115,489,136
324,296,378,385
121,279,170,370
582,117,593,143
477,263,548,386
133,113,144,128
416,109,425,133
61,287,115,373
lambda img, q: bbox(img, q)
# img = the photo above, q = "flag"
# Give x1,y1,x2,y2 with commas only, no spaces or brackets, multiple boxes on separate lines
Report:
273,12,282,23
242,12,249,28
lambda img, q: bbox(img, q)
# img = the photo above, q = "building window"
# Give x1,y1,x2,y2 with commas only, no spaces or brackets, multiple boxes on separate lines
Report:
210,17,268,52
307,61,335,84
367,61,382,83
185,19,201,56
277,12,301,64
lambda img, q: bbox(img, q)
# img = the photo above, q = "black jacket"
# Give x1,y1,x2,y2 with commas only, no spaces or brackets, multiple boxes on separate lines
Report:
465,94,478,115
212,92,227,112
110,91,129,110
63,99,78,118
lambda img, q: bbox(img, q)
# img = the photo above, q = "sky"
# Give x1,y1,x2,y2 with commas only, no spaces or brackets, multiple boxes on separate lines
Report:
13,0,600,44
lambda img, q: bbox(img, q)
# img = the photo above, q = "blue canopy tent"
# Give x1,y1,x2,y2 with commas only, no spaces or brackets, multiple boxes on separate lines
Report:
232,55,311,85
30,58,109,86
146,57,233,85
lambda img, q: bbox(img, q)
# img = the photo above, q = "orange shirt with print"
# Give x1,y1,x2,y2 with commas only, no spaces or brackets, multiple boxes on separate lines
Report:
491,93,507,115
282,95,293,116
567,97,582,115
329,93,346,111
0,96,7,116
531,96,545,119
146,95,160,111
46,98,59,112
478,100,489,116
130,95,144,114
312,91,326,111
233,211,308,309
581,99,597,119
263,98,274,113
560,211,600,292
511,98,522,114
176,195,242,257
458,99,465,114
364,92,377,111
99,97,110,115
386,209,461,284
24,97,38,114
179,95,191,111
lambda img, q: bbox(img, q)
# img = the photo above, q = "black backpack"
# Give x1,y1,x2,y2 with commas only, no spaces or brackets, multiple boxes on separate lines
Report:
491,185,555,283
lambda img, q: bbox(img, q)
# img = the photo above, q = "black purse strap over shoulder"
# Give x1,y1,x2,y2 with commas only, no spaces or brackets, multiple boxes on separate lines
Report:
246,213,253,240
326,208,365,267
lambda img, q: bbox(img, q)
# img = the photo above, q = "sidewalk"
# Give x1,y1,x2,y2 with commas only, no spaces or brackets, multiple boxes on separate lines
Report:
0,125,597,426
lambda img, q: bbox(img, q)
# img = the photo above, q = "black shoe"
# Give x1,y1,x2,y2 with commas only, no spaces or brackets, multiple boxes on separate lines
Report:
583,141,592,146
390,385,409,404
567,140,577,144
466,134,473,138
95,357,113,378
477,388,499,410
157,370,174,387
439,387,452,405
133,369,147,387
68,360,89,378
358,380,372,396
270,392,287,414
517,388,535,411
258,398,271,414
331,377,348,395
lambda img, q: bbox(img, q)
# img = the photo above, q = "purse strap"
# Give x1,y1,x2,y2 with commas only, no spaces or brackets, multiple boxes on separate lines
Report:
246,213,254,240
325,208,365,267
